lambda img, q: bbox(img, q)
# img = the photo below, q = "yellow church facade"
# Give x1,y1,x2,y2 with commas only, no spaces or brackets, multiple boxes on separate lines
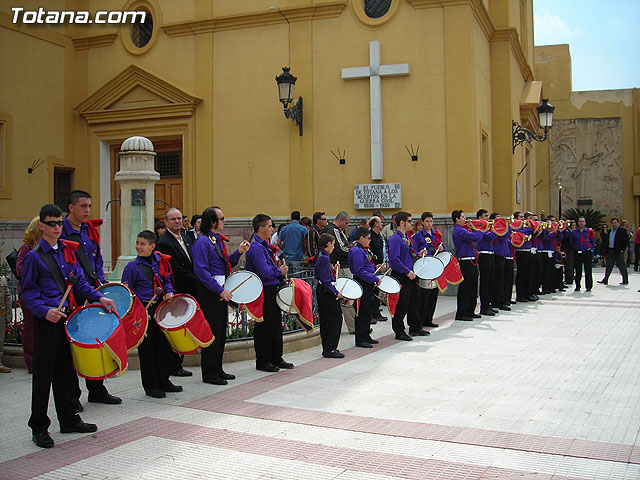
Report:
6,0,634,263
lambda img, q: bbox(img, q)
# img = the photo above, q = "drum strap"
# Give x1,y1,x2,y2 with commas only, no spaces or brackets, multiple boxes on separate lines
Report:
137,261,158,290
34,244,67,295
251,237,278,268
66,231,99,282
210,235,232,276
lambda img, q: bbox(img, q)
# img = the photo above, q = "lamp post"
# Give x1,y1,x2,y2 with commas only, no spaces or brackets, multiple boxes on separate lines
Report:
557,177,563,219
275,67,303,136
513,99,555,153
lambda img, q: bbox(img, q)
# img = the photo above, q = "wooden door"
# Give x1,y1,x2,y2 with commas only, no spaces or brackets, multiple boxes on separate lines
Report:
110,139,183,264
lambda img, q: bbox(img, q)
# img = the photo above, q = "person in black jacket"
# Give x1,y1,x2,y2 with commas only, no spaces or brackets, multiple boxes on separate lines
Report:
155,207,198,376
598,218,629,285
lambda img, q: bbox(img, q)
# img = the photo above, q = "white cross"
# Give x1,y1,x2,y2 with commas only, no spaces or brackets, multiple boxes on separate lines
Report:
342,41,410,180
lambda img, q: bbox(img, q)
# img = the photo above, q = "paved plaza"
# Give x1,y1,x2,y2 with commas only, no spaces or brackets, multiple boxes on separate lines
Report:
1,266,639,480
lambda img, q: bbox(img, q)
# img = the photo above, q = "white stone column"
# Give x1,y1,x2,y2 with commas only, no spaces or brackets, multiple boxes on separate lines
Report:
111,136,159,280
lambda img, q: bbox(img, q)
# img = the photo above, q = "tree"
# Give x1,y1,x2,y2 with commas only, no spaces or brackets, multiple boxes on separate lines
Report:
562,208,606,229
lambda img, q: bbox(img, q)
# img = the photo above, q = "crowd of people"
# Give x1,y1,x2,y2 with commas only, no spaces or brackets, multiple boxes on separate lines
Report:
9,192,637,449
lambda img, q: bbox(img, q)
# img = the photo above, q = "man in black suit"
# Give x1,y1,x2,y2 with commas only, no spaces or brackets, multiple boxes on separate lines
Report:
156,207,198,376
598,218,629,285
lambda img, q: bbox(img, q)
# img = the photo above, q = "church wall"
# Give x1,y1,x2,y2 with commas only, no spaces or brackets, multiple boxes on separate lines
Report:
0,24,66,219
474,19,493,212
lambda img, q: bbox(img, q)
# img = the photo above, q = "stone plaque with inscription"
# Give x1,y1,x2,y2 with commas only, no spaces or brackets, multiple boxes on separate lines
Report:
354,183,401,210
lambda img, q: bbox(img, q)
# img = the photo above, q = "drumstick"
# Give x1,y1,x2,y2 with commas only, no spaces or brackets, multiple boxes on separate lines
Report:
57,275,78,311
145,287,163,310
335,261,340,279
379,268,392,280
229,275,252,294
373,264,384,275
336,279,349,300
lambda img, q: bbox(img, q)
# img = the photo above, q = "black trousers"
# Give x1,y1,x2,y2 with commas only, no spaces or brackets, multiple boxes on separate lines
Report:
574,251,593,290
477,253,494,311
29,316,81,434
317,285,342,353
419,286,438,325
515,251,531,299
554,263,564,289
635,243,640,270
253,285,283,368
390,271,421,334
492,255,505,307
138,303,171,393
457,259,478,317
603,248,629,283
564,249,575,283
541,252,555,293
354,278,373,345
197,284,230,380
371,287,382,318
531,253,544,294
503,258,514,305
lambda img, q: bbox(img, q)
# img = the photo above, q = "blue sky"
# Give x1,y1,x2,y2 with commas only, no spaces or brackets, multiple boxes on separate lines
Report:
533,0,640,91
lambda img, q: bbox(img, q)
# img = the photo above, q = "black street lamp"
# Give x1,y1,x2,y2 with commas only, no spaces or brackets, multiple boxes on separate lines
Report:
512,98,555,153
275,67,303,136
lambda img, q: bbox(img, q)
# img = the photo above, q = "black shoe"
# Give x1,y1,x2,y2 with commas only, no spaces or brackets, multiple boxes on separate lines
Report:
498,305,511,311
424,321,439,328
203,377,228,385
160,382,183,393
516,297,529,302
374,316,387,321
276,360,295,370
60,420,98,434
146,389,166,398
527,295,538,302
88,393,122,405
367,337,380,344
597,279,608,285
322,350,345,358
395,332,413,341
356,342,373,348
510,300,517,305
575,287,581,291
620,281,629,285
471,313,481,318
455,315,473,321
33,431,54,448
491,308,499,313
409,329,430,336
257,363,280,373
219,372,236,380
170,367,193,377
370,318,377,325
480,310,495,316
585,288,591,292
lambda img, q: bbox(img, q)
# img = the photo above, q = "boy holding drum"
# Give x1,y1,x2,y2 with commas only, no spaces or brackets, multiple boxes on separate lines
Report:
122,230,177,399
314,233,344,358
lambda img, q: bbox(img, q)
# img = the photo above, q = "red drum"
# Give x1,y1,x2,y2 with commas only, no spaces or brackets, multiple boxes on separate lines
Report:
155,294,214,355
65,305,128,380
96,282,148,353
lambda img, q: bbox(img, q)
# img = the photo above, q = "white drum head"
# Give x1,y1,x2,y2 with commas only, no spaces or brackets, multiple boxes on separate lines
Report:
414,257,445,280
156,295,197,328
276,285,294,312
224,271,263,304
436,251,452,267
377,275,401,294
334,277,363,300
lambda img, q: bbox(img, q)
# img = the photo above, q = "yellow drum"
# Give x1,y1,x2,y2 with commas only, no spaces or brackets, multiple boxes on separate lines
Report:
155,294,214,355
65,305,128,380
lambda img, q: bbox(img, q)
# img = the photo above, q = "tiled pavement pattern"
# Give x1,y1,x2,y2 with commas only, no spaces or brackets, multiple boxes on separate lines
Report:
1,266,639,479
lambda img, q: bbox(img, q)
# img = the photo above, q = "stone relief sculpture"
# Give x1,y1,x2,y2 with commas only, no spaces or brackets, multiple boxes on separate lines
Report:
549,118,622,215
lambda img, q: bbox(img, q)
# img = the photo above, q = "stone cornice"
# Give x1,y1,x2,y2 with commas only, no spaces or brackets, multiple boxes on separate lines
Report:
492,28,533,82
408,0,495,41
408,0,533,82
72,33,118,50
75,64,202,124
161,2,346,37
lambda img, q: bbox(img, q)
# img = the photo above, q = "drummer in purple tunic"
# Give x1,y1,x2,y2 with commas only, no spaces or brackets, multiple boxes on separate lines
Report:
413,211,444,329
451,210,483,321
192,206,250,385
388,211,426,340
476,209,498,317
490,212,513,311
245,214,293,373
21,203,115,449
348,227,382,348
122,230,177,398
314,233,344,358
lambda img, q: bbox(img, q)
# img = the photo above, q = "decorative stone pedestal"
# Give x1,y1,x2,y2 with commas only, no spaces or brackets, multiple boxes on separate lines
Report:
110,136,159,280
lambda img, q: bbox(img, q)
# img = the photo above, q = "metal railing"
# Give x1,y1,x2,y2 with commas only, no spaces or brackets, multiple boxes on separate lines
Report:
227,261,319,341
2,264,320,347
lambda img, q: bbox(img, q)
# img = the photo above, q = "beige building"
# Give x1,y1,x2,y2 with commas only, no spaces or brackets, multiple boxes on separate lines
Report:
5,0,629,267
